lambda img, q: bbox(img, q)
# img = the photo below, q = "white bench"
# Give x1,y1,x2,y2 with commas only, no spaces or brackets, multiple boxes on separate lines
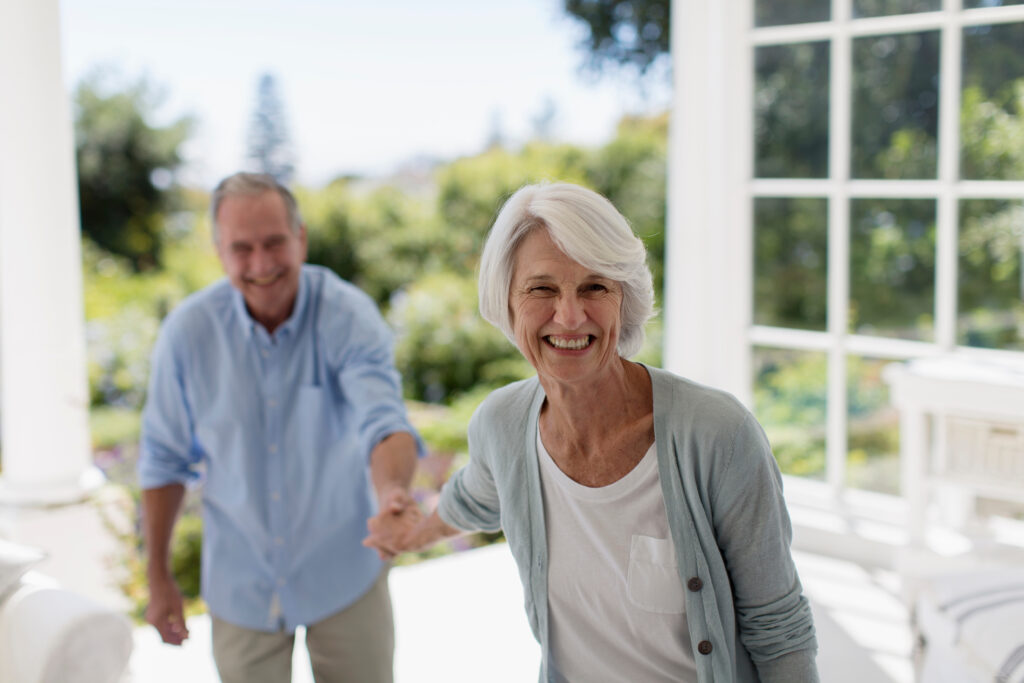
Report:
914,566,1024,682
884,354,1024,546
0,538,132,683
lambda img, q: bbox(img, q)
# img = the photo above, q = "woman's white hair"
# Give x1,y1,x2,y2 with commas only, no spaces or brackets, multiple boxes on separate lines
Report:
478,182,655,358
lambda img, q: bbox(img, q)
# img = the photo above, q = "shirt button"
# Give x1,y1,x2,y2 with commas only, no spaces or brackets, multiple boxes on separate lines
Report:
276,578,286,587
267,399,278,408
270,491,281,501
268,444,278,453
274,537,284,546
261,350,270,358
687,577,704,592
697,640,713,655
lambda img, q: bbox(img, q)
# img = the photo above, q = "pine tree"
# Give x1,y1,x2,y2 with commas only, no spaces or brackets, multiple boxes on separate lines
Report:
245,73,296,183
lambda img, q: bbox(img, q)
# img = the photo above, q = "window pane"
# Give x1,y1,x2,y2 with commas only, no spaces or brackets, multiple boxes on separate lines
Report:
847,356,900,495
961,22,1024,180
964,0,1024,7
755,0,830,27
853,0,940,18
849,199,936,340
852,31,940,179
958,199,1024,350
755,42,830,178
754,347,827,481
754,197,828,330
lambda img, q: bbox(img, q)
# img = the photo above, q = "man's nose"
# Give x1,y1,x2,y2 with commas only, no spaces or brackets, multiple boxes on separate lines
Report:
249,246,275,274
552,293,586,329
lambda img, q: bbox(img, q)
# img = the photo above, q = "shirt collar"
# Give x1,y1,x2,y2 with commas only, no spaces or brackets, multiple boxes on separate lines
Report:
232,266,310,341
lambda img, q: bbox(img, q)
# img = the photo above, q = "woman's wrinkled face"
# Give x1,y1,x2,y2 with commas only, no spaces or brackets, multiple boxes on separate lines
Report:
509,228,623,386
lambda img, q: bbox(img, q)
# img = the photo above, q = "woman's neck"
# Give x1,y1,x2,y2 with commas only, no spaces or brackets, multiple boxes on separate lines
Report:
539,359,652,450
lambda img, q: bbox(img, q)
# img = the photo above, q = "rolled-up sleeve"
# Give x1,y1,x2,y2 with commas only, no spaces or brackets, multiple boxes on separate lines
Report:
335,296,425,461
437,409,502,533
138,323,202,490
711,413,818,680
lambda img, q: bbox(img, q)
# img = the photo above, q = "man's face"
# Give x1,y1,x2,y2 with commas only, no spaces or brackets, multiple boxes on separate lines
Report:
214,190,307,332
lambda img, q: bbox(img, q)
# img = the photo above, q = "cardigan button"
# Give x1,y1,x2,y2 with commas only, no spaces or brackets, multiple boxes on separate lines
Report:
687,577,703,592
697,640,713,655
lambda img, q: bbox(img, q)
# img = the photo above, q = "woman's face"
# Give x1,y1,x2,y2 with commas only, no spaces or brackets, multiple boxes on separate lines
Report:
509,228,623,386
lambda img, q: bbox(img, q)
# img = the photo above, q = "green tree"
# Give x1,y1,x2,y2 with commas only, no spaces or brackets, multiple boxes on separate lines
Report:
563,0,669,75
390,272,530,403
584,113,668,297
435,143,589,272
302,180,442,307
74,72,193,271
246,73,296,183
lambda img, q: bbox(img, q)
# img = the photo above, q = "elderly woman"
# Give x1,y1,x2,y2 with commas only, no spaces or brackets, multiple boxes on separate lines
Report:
365,182,819,682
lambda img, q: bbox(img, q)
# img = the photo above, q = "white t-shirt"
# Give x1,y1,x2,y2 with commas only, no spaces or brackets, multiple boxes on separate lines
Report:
537,427,698,682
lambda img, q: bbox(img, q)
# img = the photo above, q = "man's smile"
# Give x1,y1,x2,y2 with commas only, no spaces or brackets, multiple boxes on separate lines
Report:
246,272,283,286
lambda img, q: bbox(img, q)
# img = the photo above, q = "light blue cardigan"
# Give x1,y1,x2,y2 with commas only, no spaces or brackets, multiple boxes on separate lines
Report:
438,364,819,682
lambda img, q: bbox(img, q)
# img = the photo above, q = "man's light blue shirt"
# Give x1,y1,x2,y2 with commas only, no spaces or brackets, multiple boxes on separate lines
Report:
139,264,423,632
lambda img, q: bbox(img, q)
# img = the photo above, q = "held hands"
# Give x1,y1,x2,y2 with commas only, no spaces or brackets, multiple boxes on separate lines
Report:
363,488,425,560
145,575,190,645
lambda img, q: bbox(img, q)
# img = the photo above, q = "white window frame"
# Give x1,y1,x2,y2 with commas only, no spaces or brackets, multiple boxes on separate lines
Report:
666,1,1024,526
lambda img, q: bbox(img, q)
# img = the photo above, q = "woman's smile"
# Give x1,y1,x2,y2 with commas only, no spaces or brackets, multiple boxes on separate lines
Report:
544,334,593,351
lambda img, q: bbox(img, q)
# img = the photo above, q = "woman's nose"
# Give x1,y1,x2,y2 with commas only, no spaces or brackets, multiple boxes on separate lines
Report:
552,293,586,329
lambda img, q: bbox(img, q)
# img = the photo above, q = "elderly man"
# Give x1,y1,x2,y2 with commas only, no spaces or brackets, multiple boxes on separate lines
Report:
138,172,422,683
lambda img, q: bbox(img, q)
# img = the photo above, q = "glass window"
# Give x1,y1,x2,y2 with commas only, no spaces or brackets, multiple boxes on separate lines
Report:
755,42,830,179
853,0,940,18
754,347,827,481
755,0,830,27
958,199,1024,351
847,356,900,494
849,199,936,340
964,0,1024,8
852,31,941,179
754,197,829,330
961,22,1024,181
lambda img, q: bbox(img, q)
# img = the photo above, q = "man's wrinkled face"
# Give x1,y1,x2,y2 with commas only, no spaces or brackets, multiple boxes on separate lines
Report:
214,191,307,332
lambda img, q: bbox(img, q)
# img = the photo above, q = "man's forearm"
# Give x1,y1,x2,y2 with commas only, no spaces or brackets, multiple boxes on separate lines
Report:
369,431,418,500
142,483,186,580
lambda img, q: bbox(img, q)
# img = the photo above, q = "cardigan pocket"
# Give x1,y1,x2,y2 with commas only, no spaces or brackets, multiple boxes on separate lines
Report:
626,534,686,614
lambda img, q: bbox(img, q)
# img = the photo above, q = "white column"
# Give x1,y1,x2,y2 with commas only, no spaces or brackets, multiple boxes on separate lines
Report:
663,0,753,403
0,0,99,503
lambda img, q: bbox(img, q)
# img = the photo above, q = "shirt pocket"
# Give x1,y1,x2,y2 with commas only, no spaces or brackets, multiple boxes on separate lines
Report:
626,534,686,614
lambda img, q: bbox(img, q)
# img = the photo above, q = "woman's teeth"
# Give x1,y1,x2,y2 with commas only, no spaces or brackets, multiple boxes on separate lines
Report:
546,335,591,350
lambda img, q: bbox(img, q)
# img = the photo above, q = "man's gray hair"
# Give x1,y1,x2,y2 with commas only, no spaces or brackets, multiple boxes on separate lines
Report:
210,172,303,243
478,182,656,359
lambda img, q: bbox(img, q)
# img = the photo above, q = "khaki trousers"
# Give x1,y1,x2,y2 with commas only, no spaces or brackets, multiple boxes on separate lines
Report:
212,569,394,683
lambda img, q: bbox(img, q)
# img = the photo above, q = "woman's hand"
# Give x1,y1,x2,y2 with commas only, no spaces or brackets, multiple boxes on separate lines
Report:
363,504,462,560
363,495,425,560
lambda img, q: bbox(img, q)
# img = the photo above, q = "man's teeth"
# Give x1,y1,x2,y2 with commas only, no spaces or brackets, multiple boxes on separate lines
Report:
249,274,279,285
546,336,591,350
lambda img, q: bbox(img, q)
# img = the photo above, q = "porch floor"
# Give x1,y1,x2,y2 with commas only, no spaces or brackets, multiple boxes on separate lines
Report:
2,490,915,682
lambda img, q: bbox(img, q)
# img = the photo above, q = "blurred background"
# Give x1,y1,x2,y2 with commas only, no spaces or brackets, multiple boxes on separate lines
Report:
1,0,1023,680
57,0,675,622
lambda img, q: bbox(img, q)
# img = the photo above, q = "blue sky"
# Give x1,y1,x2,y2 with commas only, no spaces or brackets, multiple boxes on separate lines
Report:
59,0,670,188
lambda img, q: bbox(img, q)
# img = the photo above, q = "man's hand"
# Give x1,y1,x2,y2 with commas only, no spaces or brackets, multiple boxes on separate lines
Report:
145,575,190,645
364,491,424,560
